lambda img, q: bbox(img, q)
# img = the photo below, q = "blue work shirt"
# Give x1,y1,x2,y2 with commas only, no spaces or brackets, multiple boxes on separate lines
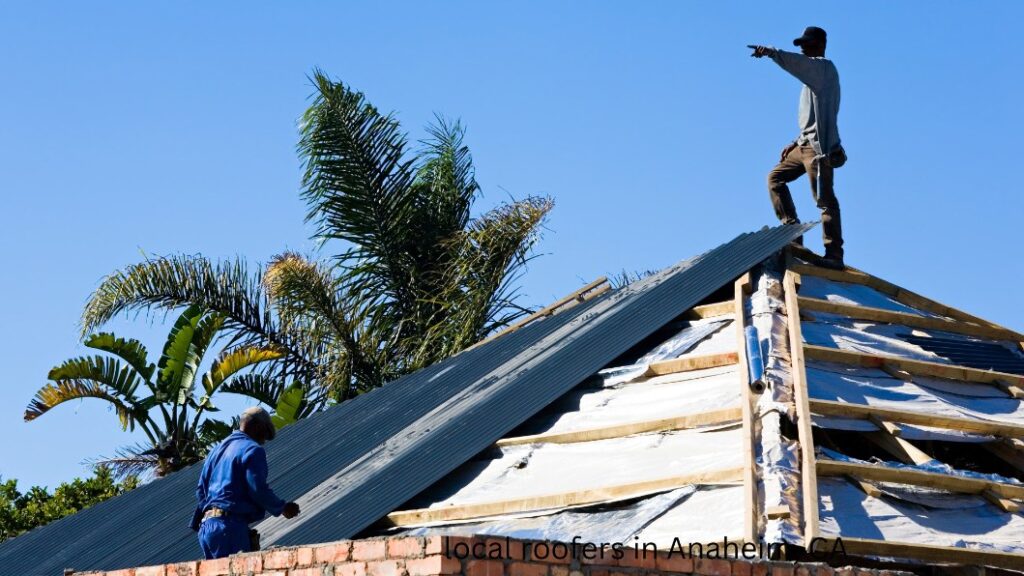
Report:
191,430,286,531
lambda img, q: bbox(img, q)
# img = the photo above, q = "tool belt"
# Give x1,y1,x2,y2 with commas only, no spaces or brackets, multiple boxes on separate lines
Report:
201,507,228,523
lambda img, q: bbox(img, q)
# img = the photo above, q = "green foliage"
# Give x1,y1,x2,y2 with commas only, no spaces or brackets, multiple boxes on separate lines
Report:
0,467,137,543
25,306,283,479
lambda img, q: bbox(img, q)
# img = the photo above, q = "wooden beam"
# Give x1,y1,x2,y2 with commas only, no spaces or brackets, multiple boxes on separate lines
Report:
813,537,1024,571
847,477,882,497
789,263,1023,339
765,505,790,520
687,300,735,320
983,489,1021,513
469,277,609,350
865,432,934,466
983,439,1024,474
798,296,1024,342
783,270,819,544
384,467,743,527
994,379,1024,400
644,352,738,377
734,273,760,544
803,345,1024,388
881,363,914,382
816,459,1024,500
495,407,741,447
868,414,903,437
809,398,1024,438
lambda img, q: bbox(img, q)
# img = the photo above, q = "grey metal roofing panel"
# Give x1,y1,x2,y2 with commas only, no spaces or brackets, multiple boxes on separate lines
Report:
0,223,812,575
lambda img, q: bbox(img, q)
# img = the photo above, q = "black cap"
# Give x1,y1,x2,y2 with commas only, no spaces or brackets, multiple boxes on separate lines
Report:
793,26,827,47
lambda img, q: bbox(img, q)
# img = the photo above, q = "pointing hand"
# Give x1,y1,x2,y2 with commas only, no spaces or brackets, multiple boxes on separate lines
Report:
747,45,773,58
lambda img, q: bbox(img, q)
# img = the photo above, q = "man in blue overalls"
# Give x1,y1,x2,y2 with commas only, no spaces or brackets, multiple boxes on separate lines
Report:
191,407,300,559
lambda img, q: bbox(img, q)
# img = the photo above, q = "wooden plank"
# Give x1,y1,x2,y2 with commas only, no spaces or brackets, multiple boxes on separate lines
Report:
803,345,1024,388
495,407,741,447
798,296,1024,342
809,398,1024,438
384,467,744,527
881,363,914,382
847,477,881,497
983,489,1021,513
469,277,609,350
789,262,1022,338
765,505,790,520
687,300,735,320
813,537,1024,571
868,414,903,438
783,270,819,544
816,459,1024,500
994,379,1024,400
865,431,932,465
734,273,759,544
644,352,739,377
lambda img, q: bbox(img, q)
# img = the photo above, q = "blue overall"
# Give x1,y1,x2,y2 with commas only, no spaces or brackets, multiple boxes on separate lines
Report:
191,430,286,559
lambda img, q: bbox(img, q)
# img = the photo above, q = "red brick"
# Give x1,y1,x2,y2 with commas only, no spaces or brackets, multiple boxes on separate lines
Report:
509,562,549,576
291,568,325,576
732,561,753,576
621,546,660,569
135,566,167,576
425,535,477,556
230,552,263,573
752,563,770,576
168,562,199,576
315,542,353,564
369,560,405,576
487,537,526,561
335,562,369,576
353,539,389,561
388,537,426,559
528,541,576,564
105,569,136,576
796,566,811,576
588,570,611,576
815,567,834,576
197,556,232,576
467,559,506,576
656,554,694,574
295,546,316,567
263,548,297,570
406,556,462,576
696,559,732,576
771,565,795,576
550,566,570,576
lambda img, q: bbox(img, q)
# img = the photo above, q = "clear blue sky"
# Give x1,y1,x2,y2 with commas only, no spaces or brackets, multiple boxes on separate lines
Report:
2,2,1022,489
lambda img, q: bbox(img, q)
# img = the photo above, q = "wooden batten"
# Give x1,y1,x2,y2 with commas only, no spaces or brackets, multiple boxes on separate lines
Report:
644,351,739,377
687,300,735,320
815,537,1024,571
817,459,1024,500
495,407,741,447
809,398,1024,438
734,273,760,544
384,467,743,527
798,296,1024,342
865,431,933,466
803,345,1024,388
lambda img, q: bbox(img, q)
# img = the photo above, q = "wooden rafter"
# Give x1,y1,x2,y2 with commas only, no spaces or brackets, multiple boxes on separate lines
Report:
644,351,738,377
734,273,760,543
789,262,1023,339
783,270,820,545
798,296,1023,342
810,398,1024,438
687,300,735,320
383,467,743,527
817,459,1024,500
495,407,741,447
814,537,1024,571
803,345,1024,388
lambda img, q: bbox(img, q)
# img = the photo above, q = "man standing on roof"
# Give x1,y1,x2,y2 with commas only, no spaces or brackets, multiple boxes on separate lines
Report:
191,407,300,559
750,26,847,270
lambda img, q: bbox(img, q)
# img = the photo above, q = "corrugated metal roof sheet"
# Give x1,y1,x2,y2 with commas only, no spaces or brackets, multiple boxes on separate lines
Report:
0,223,813,575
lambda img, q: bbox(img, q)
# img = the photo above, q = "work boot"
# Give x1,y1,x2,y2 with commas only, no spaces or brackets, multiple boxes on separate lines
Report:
818,256,845,270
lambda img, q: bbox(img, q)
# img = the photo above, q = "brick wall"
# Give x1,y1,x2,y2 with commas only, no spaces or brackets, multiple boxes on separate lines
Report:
73,535,911,576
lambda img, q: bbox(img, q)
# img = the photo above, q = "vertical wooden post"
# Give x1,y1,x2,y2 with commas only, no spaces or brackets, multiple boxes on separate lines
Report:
735,273,759,545
783,269,819,546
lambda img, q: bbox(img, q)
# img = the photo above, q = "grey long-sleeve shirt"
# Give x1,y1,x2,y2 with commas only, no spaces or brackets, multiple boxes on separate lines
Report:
768,48,841,156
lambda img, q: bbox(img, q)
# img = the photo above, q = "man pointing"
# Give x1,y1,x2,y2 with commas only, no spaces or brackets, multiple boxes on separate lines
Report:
750,26,846,269
191,407,300,559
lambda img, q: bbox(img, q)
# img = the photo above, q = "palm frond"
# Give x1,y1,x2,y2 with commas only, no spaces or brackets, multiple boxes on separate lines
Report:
218,374,285,407
156,304,206,404
46,356,145,404
202,345,285,396
84,333,155,381
25,380,137,430
87,444,162,481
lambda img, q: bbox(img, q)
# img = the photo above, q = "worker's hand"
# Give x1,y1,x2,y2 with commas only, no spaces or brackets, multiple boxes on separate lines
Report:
283,502,300,519
747,45,773,58
780,142,797,162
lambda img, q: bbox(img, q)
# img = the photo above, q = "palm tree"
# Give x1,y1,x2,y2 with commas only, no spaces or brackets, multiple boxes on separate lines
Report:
79,70,552,406
26,304,286,478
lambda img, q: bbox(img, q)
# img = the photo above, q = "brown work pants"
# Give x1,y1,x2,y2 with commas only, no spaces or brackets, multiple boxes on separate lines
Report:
768,144,844,259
